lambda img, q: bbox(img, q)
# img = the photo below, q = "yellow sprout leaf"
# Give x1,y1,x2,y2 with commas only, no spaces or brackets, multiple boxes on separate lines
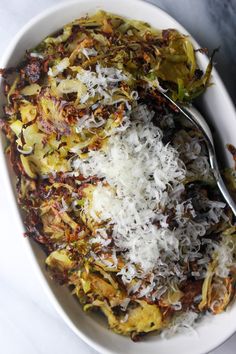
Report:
19,102,37,123
21,84,41,96
46,250,74,271
20,155,37,179
10,120,23,137
57,79,87,96
86,299,163,335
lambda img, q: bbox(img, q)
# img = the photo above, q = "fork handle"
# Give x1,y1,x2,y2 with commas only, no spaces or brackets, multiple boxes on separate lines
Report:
208,143,236,218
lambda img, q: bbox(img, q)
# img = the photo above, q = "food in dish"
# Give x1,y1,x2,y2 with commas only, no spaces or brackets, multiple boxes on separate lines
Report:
1,11,236,340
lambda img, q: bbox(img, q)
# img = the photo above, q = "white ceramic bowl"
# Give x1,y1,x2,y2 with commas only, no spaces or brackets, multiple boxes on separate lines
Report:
0,1,236,353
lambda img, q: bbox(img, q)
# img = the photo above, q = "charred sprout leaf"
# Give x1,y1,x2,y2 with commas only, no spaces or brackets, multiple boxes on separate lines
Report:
183,48,219,101
85,299,163,335
224,168,236,191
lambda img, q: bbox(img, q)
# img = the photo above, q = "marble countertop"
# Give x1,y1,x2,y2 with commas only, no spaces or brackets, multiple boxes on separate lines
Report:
0,1,235,354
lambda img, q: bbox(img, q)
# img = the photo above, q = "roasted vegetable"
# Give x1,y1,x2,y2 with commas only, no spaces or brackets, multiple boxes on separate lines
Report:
1,11,235,341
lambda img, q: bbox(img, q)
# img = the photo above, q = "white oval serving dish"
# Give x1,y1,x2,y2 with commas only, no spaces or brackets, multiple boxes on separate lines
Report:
0,1,236,353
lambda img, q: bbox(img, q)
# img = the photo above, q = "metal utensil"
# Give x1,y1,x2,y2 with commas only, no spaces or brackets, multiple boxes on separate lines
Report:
160,91,236,217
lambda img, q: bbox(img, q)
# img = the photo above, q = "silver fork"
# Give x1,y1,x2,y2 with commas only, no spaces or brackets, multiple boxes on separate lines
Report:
160,91,236,217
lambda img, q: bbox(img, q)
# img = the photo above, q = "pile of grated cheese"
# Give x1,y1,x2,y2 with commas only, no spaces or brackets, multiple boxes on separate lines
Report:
73,102,228,296
76,64,129,104
75,107,186,273
71,66,230,299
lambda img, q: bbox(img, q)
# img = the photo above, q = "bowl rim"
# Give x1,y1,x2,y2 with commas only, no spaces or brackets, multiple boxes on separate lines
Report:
0,1,236,353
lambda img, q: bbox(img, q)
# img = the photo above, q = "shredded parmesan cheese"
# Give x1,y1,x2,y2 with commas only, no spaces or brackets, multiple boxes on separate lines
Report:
76,64,128,104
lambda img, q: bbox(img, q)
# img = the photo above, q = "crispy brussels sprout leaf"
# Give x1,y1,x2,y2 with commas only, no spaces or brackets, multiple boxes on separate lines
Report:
85,299,163,335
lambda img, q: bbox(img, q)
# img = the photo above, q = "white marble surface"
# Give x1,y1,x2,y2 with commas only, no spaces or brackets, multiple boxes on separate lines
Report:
0,1,235,354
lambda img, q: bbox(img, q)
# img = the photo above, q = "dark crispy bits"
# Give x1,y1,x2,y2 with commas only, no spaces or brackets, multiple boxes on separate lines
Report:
67,24,82,43
24,59,42,83
0,118,9,132
162,29,171,42
47,266,70,285
131,331,147,342
0,67,16,78
0,118,13,140
227,144,236,168
180,280,203,310
9,144,26,177
3,82,10,95
193,69,203,80
166,209,178,230
194,47,208,55
4,104,16,116
42,59,49,73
